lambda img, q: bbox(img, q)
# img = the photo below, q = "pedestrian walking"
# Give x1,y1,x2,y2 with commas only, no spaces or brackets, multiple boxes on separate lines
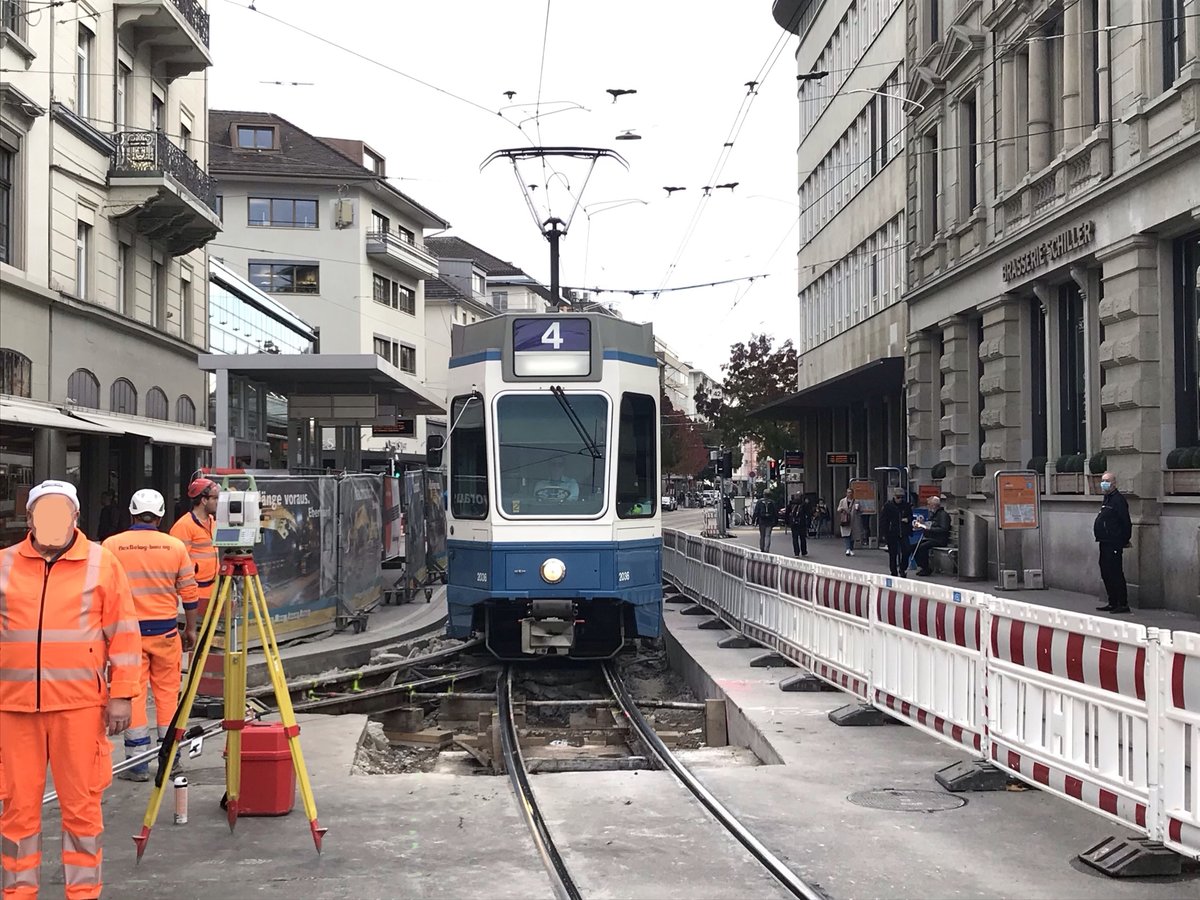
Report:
813,498,829,537
878,487,913,576
836,488,861,556
103,489,199,782
751,492,777,553
96,491,119,542
913,495,951,575
170,478,220,617
786,493,811,557
0,480,140,900
1094,471,1133,614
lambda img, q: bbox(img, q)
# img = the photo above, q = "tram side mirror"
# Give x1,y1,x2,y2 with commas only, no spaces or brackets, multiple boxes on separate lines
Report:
426,434,445,469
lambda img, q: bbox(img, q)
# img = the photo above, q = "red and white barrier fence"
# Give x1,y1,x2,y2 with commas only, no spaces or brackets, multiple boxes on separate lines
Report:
661,528,1200,860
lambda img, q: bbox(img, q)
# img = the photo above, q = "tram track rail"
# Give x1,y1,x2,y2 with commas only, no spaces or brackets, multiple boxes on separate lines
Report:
498,662,830,900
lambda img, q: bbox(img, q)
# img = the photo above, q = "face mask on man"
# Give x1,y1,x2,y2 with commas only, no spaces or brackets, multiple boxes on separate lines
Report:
1100,480,1113,493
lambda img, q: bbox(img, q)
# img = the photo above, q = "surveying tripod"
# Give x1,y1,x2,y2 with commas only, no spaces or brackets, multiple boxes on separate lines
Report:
133,551,326,860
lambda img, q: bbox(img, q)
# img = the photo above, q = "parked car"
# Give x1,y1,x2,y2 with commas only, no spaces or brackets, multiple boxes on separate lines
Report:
661,494,678,512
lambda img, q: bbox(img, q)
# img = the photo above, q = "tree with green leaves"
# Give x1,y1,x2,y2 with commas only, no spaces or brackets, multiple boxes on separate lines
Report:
695,333,800,460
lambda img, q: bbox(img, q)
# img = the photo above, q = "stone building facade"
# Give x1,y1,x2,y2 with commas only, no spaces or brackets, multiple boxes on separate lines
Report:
903,0,1200,611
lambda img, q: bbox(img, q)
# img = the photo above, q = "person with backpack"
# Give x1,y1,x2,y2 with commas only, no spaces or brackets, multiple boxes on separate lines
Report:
785,493,811,557
751,492,776,552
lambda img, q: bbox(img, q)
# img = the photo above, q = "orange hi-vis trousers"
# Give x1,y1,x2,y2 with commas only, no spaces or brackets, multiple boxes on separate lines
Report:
0,706,111,899
127,631,182,744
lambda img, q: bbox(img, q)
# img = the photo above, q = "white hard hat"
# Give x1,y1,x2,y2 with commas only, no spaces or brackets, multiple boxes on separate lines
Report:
27,480,80,512
129,488,166,518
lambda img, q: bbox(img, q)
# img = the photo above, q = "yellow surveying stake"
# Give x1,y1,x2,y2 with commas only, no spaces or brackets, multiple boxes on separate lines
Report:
133,475,326,860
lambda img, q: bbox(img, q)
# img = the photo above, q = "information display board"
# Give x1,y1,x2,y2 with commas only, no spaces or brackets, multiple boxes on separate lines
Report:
996,473,1040,529
513,318,592,376
826,452,858,467
849,478,877,515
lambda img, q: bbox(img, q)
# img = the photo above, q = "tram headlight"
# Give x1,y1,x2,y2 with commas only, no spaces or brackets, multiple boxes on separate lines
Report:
539,557,567,584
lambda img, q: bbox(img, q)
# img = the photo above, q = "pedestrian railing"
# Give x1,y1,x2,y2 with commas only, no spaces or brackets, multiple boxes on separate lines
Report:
662,527,1200,862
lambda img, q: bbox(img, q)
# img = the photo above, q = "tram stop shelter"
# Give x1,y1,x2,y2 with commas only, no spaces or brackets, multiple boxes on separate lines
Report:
199,353,444,472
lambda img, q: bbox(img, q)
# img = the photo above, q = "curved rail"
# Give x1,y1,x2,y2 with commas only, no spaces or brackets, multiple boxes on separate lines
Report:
497,666,582,900
602,663,829,900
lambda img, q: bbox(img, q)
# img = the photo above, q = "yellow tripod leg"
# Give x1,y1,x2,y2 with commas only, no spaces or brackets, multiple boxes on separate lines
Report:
223,567,249,831
134,574,231,861
247,572,326,852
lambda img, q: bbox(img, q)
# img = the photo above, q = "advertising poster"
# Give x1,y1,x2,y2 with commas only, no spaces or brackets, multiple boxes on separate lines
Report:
404,471,428,584
382,476,404,560
996,473,1039,529
424,471,447,573
338,474,383,615
255,476,338,639
849,479,877,515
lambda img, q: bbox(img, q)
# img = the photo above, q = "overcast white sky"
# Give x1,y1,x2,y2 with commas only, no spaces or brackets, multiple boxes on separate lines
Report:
208,0,801,377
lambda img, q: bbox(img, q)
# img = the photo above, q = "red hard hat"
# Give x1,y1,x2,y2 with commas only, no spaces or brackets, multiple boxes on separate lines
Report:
187,477,219,500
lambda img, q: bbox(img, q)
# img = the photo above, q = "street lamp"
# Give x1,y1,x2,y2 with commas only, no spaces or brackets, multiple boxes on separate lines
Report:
842,88,926,113
581,198,648,286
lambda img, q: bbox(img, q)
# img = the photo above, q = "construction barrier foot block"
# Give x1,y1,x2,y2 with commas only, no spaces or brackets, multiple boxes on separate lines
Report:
664,592,691,605
1078,837,1190,878
750,652,796,669
697,617,731,630
779,673,840,693
680,604,712,617
827,703,902,727
935,759,1010,793
716,635,757,649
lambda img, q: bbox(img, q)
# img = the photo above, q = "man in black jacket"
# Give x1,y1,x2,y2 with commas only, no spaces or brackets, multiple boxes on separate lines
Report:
786,493,811,557
752,492,776,553
879,487,913,576
913,495,950,576
1094,471,1133,614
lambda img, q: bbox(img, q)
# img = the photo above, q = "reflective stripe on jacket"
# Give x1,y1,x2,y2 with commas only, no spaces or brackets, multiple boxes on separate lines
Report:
0,530,141,711
169,511,217,588
103,525,199,624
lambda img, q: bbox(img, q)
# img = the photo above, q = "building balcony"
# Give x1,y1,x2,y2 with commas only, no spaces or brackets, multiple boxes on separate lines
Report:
365,230,438,280
994,128,1111,240
114,0,212,80
108,130,221,256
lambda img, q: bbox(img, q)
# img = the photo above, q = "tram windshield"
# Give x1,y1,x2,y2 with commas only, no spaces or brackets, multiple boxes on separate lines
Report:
496,393,608,516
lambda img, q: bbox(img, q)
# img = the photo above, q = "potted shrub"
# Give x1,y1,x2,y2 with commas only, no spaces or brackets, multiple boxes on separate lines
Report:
1051,453,1086,494
930,461,947,481
1027,456,1048,494
970,460,986,493
1165,446,1200,495
1086,452,1107,493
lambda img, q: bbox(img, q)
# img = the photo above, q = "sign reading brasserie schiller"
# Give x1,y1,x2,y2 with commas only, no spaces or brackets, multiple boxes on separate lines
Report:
1001,220,1095,282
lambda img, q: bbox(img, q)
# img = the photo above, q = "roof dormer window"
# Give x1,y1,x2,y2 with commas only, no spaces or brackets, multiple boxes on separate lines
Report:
234,124,278,150
363,145,385,176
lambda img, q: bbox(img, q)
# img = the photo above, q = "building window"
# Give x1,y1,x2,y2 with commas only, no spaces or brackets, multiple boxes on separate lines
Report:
449,394,487,519
175,394,197,425
920,128,939,242
115,63,130,130
151,260,165,328
1029,299,1048,462
248,197,318,228
75,220,90,299
67,368,99,408
0,348,32,397
1163,0,1186,89
181,271,193,341
1086,0,1103,126
151,94,164,132
110,377,138,415
146,386,168,420
616,393,657,518
961,92,979,215
1058,283,1087,456
371,210,390,234
235,125,276,150
473,273,485,295
180,122,191,154
2,0,24,37
973,318,986,456
397,225,414,245
214,194,223,219
398,343,416,374
491,290,508,311
0,144,13,264
372,274,415,314
373,335,398,367
118,241,133,316
76,26,92,117
363,147,384,176
927,0,940,48
1175,233,1200,447
248,262,319,294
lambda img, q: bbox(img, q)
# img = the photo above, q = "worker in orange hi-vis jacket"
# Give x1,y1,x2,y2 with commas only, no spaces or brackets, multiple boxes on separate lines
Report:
169,478,219,618
103,489,198,783
0,479,140,900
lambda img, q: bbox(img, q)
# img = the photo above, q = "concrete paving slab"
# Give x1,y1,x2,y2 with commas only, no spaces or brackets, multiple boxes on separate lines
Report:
47,714,550,899
663,605,1199,899
530,769,795,899
665,508,1200,632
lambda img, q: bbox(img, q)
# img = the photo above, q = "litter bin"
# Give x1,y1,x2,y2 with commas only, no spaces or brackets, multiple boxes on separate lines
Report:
959,511,988,580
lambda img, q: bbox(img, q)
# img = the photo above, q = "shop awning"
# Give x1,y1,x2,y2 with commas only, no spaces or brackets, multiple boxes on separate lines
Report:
0,397,116,434
750,357,905,419
66,410,215,448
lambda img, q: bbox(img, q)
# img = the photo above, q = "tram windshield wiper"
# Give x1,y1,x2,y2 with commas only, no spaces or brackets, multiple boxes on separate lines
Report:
550,385,602,459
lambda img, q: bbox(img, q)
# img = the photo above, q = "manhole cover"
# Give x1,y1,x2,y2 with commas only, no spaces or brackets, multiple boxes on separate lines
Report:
847,788,966,812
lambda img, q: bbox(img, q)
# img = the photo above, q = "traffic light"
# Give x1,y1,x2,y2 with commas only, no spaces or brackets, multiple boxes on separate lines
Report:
768,458,779,481
720,451,733,478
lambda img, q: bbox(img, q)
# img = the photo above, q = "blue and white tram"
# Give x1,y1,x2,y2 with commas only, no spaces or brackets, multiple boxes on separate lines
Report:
442,313,662,659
